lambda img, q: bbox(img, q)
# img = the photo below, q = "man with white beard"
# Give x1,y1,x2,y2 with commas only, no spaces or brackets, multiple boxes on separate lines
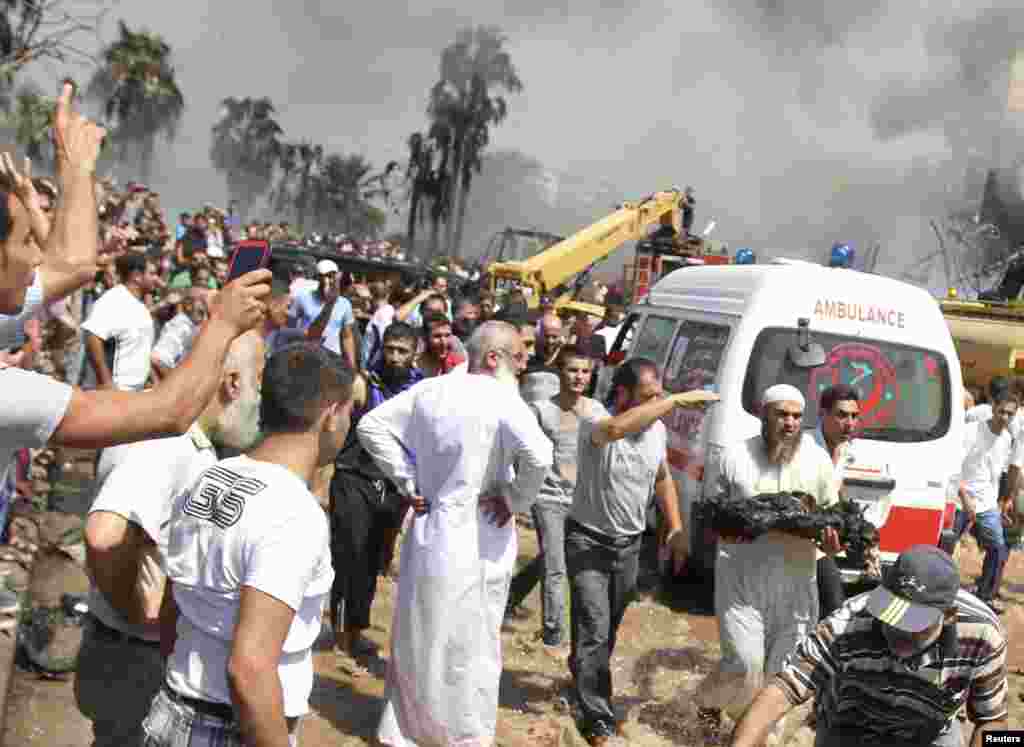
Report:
357,320,554,747
77,330,265,746
697,384,841,745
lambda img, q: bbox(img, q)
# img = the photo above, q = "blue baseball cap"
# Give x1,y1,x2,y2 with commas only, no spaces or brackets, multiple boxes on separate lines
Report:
866,545,959,633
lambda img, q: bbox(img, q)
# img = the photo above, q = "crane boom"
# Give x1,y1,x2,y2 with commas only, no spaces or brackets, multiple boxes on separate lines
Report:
487,189,684,307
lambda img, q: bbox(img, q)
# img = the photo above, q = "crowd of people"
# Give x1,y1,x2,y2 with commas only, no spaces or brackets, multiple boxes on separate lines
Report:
0,84,1013,747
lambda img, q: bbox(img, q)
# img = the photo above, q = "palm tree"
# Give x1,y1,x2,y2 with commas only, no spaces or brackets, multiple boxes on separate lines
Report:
405,132,433,255
271,141,323,232
428,26,522,258
210,96,283,222
1,83,53,167
87,20,185,184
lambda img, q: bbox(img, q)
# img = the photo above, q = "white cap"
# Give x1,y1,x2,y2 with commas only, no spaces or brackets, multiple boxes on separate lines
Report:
316,259,339,275
762,384,805,409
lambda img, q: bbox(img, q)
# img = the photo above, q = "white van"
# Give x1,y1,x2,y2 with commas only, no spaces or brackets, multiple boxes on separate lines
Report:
598,260,963,582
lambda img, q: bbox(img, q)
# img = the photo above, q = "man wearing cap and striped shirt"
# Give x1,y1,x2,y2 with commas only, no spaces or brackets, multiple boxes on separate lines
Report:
697,383,841,742
730,545,1008,747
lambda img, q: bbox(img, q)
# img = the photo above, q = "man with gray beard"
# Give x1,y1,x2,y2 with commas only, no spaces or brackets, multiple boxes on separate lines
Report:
77,330,265,747
357,320,553,747
696,384,841,746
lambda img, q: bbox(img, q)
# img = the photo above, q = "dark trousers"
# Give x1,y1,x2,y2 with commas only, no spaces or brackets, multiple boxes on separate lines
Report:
329,477,402,632
817,555,845,620
566,519,641,734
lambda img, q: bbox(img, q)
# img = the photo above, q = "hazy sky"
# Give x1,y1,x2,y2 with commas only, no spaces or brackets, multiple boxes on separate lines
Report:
32,0,1024,281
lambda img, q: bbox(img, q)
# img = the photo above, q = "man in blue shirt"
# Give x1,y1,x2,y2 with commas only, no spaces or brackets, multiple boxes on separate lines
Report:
291,259,356,366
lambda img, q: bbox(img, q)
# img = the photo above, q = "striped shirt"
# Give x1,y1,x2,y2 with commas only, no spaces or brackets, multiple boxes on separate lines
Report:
776,589,1007,743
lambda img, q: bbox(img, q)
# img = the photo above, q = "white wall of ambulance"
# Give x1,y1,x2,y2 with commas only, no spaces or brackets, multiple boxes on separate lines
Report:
600,259,964,580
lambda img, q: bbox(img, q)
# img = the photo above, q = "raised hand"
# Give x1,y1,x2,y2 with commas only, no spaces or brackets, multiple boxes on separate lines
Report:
206,269,271,336
51,80,107,177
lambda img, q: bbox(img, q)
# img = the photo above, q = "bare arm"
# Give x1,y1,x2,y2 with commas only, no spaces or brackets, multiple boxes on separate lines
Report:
158,580,178,661
592,390,717,446
85,332,113,389
729,682,795,747
84,512,157,627
970,719,1008,747
227,586,294,747
395,289,432,322
341,324,356,369
52,271,270,449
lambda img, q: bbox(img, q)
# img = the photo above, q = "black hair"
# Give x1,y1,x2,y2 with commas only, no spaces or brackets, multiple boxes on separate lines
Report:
557,344,594,368
115,251,149,279
259,342,354,433
989,376,1010,402
607,357,659,406
422,294,448,313
383,321,417,345
421,310,451,338
819,384,860,413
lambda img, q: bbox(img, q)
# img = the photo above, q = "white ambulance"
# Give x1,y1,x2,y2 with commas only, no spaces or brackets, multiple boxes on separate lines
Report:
599,259,963,582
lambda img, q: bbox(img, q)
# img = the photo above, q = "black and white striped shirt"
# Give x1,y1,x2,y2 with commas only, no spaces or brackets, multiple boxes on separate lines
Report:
776,589,1007,743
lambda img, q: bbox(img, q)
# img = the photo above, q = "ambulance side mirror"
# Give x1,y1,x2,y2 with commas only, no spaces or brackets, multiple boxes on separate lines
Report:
787,317,827,369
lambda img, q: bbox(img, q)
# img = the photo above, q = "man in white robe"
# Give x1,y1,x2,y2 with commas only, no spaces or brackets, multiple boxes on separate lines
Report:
357,320,554,747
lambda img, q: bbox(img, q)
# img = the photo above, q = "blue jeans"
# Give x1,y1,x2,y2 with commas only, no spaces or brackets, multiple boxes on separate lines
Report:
507,502,571,644
566,520,641,735
974,509,1008,601
534,502,570,644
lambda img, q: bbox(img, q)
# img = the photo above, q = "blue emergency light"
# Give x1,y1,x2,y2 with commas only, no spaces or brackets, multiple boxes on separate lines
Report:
735,247,756,265
829,242,855,268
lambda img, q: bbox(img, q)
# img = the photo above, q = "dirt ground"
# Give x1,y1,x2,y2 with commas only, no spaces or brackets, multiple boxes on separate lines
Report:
3,520,1023,747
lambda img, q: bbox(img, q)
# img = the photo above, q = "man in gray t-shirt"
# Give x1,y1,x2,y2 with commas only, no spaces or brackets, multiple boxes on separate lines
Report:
507,346,607,646
565,357,717,744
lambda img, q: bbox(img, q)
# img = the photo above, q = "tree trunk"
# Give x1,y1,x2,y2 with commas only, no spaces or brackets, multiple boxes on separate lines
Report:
430,211,442,259
139,138,155,186
445,136,464,258
453,177,471,259
407,188,420,255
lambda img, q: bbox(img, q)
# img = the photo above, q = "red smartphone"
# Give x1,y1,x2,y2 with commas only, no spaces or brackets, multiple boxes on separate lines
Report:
226,240,272,282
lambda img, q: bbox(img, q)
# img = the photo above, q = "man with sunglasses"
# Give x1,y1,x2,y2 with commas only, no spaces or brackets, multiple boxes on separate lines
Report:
811,384,863,618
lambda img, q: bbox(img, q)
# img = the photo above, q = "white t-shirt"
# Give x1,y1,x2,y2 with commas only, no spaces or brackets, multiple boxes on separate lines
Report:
961,420,1012,514
151,313,198,370
0,270,45,351
86,426,217,641
82,285,154,391
0,366,73,491
164,455,333,717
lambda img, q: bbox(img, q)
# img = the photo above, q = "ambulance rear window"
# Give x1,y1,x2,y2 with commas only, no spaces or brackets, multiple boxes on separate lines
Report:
742,327,951,442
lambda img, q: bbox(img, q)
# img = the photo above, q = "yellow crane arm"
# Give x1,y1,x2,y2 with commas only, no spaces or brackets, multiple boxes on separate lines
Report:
488,189,683,303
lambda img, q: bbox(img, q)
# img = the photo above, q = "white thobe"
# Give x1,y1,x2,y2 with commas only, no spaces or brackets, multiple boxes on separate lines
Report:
357,371,553,747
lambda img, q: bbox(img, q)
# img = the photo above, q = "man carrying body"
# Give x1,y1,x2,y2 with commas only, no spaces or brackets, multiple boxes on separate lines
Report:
83,252,159,391
730,546,1008,747
143,343,354,747
959,389,1016,612
77,331,265,745
329,322,422,664
810,384,863,618
697,384,840,743
567,357,716,744
357,320,553,747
